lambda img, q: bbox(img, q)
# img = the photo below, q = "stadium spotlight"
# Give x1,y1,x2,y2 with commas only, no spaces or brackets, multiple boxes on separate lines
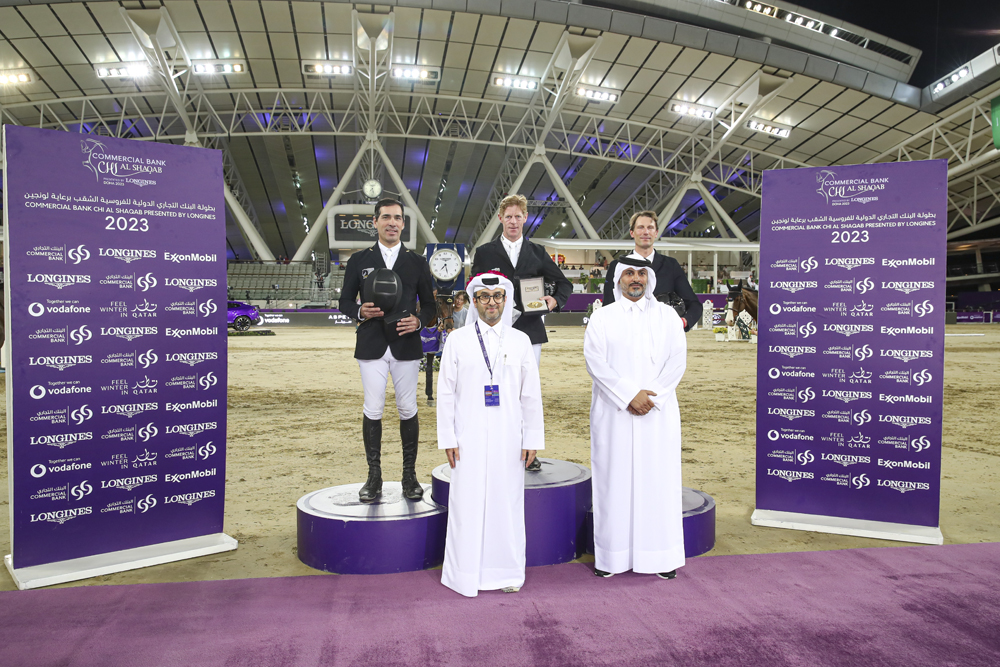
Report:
191,60,247,75
746,118,791,139
94,63,149,79
932,64,972,96
302,61,353,77
0,70,32,84
391,65,441,82
670,101,714,120
491,75,539,91
575,86,620,104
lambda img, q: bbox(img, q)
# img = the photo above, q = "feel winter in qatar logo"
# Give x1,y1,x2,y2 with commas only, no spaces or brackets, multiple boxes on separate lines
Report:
81,137,165,186
815,169,886,205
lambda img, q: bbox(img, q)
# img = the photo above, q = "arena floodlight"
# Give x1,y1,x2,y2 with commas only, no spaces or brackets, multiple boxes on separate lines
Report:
302,61,353,77
391,65,441,82
0,70,32,84
932,65,971,96
575,85,620,104
191,60,247,75
491,75,539,91
94,63,149,79
670,101,714,121
746,118,791,139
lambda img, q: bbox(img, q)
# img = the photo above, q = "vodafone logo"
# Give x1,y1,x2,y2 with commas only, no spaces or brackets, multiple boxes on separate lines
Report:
29,303,45,317
30,385,46,399
769,303,781,315
768,368,780,379
767,430,779,441
31,464,47,478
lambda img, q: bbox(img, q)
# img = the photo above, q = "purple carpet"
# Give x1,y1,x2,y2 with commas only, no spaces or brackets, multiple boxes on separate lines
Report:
2,543,999,666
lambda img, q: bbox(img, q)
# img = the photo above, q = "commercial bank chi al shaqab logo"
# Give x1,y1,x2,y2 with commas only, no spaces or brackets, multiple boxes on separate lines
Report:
81,138,108,181
815,170,885,205
81,137,164,185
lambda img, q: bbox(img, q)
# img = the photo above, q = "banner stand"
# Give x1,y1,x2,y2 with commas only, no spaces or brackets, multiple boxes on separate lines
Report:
751,509,943,545
5,533,236,590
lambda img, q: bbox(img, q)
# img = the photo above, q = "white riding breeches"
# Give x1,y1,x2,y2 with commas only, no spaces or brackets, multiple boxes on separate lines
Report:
532,343,541,368
357,348,419,420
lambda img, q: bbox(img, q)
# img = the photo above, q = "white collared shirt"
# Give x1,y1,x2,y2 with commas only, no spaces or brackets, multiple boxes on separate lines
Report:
378,241,401,270
501,235,524,268
478,319,503,361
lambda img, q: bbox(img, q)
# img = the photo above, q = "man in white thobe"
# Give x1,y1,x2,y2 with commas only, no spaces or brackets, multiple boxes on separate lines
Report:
438,272,545,597
584,256,687,579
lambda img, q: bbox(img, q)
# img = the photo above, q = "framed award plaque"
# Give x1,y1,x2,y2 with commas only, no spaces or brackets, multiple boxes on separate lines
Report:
519,277,548,313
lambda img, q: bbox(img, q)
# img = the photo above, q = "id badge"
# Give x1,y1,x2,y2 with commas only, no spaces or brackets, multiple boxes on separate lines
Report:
484,384,500,407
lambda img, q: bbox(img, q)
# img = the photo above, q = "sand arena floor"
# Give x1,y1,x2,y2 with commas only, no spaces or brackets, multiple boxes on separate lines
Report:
1,324,997,590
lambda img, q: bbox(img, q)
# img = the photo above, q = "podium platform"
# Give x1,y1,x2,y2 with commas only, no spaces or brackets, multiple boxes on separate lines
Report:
583,487,716,558
431,458,592,567
296,482,445,574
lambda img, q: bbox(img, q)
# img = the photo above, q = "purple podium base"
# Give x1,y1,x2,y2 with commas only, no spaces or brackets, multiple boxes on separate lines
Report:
584,487,716,558
296,482,446,574
431,458,592,567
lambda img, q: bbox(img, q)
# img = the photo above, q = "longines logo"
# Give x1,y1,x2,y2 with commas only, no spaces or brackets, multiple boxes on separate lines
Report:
821,453,870,466
340,218,379,237
27,274,91,289
29,355,92,371
101,474,157,492
100,326,157,341
100,248,157,263
767,407,815,421
876,478,931,493
31,506,92,524
879,414,933,429
166,352,218,367
102,402,158,418
822,390,871,403
28,431,93,448
768,346,816,359
164,489,217,506
769,281,817,293
815,169,885,205
164,422,217,437
164,278,218,293
826,257,875,270
881,281,934,294
823,324,873,337
767,469,814,482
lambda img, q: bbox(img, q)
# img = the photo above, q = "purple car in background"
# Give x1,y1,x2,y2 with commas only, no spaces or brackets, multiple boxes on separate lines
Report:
228,300,261,331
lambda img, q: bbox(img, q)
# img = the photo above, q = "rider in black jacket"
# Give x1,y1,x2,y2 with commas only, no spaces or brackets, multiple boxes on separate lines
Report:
602,210,702,332
339,198,436,503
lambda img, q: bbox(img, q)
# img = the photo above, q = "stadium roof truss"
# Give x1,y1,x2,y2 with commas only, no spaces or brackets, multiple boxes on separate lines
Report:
0,0,998,258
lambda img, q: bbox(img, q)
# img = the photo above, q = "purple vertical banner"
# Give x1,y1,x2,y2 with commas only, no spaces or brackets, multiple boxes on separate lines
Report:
3,126,235,588
753,160,946,544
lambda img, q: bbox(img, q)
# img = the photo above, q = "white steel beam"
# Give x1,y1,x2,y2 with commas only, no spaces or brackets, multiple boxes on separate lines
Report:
225,185,275,261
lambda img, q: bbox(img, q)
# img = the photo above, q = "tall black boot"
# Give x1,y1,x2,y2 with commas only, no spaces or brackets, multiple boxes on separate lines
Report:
400,416,423,500
359,416,382,503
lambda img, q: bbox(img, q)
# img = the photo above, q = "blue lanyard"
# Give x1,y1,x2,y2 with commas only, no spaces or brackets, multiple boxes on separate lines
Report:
474,321,504,383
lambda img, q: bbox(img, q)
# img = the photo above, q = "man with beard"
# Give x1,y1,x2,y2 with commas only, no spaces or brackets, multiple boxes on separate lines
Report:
437,272,544,597
585,256,687,580
601,210,702,331
339,198,436,503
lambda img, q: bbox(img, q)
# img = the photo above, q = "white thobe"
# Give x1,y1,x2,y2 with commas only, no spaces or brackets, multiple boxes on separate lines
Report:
437,321,544,597
584,295,687,575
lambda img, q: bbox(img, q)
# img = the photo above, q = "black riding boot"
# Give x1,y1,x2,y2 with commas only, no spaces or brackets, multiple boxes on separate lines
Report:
400,416,424,500
359,416,383,503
